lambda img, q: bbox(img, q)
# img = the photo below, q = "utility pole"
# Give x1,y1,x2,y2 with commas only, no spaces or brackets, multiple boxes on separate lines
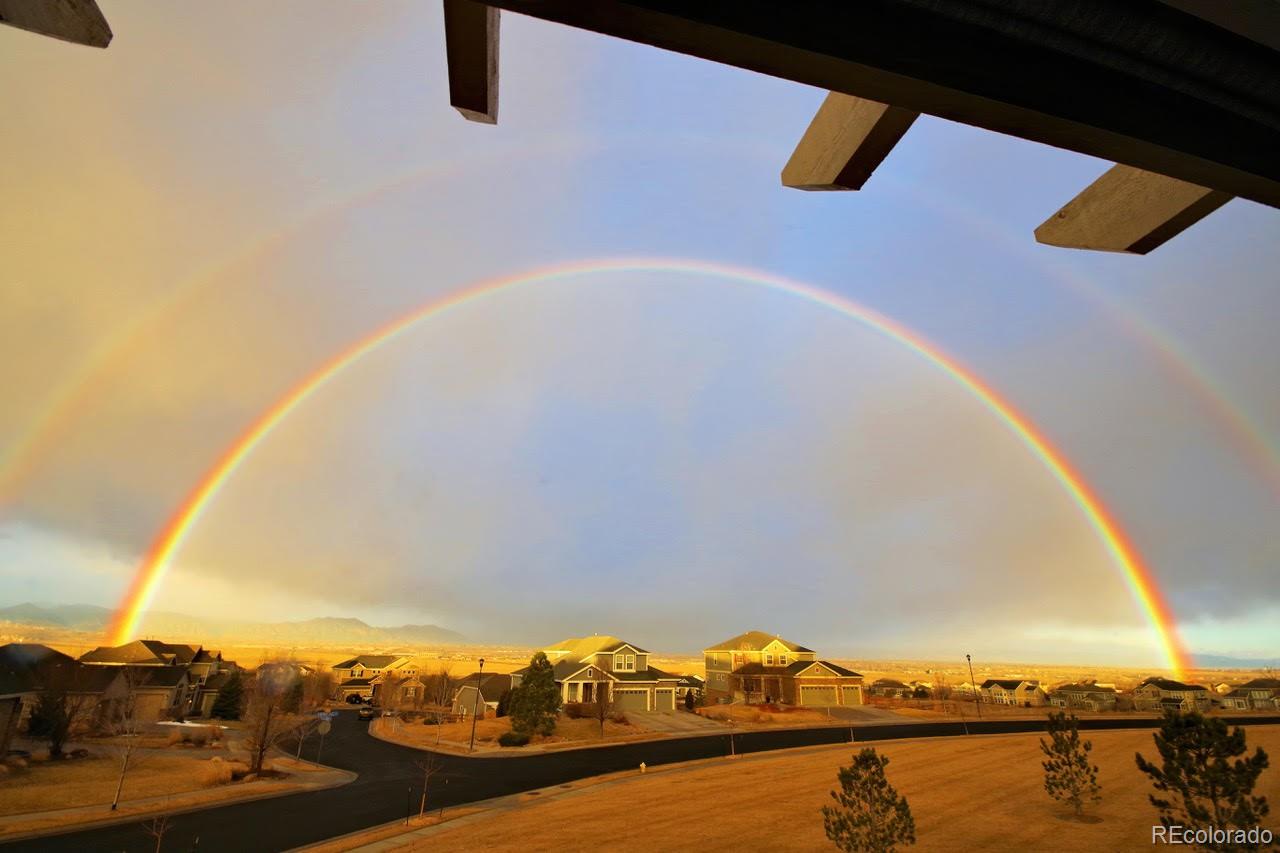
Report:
468,658,485,753
966,654,982,720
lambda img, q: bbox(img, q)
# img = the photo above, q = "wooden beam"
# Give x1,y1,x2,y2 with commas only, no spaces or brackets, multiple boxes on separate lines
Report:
1035,165,1233,254
782,93,918,191
0,0,111,48
443,0,499,124
474,1,1280,209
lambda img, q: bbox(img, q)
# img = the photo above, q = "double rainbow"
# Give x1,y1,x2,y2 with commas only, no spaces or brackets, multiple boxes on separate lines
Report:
103,258,1190,677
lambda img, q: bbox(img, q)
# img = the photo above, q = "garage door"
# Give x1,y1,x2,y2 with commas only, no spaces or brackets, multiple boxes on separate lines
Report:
655,689,676,710
799,685,838,706
614,689,650,712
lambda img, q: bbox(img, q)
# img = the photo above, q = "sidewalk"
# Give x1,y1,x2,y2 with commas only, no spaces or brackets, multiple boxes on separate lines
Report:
0,752,355,843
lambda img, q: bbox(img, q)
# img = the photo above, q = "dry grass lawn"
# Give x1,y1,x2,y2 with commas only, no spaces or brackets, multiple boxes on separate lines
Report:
0,752,246,816
697,705,839,728
407,726,1280,852
378,714,655,750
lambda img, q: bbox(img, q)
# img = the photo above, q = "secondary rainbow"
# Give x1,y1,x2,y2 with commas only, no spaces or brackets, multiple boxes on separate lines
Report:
104,258,1191,677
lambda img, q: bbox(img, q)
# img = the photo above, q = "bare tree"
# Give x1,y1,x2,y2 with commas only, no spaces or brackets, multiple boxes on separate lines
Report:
416,750,446,819
28,664,98,759
106,669,146,812
932,673,952,701
303,667,334,711
241,676,307,776
140,812,173,853
592,672,614,736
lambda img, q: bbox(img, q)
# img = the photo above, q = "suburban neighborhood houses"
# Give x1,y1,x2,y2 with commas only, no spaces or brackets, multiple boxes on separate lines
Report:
3,634,1278,762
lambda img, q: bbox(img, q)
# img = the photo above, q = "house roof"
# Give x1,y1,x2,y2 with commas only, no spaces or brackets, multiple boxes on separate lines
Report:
1053,683,1117,694
79,639,197,666
122,665,189,689
733,660,861,678
677,675,704,687
981,679,1034,690
703,631,814,654
1140,677,1207,692
872,678,910,689
200,671,233,692
0,643,78,695
458,672,516,703
332,655,406,670
192,649,222,663
1238,678,1280,690
543,636,649,661
340,677,375,687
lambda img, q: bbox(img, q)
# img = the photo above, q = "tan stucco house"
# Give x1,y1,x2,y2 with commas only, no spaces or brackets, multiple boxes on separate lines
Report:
517,636,680,712
703,631,863,706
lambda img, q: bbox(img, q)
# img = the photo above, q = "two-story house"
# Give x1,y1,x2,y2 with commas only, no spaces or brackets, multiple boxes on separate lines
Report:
1048,682,1118,711
517,635,681,712
703,631,863,706
1221,678,1280,711
79,639,226,716
980,679,1048,707
1133,677,1211,712
331,654,417,702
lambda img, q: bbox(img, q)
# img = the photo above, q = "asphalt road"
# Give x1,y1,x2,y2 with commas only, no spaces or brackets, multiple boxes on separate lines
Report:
6,712,1278,852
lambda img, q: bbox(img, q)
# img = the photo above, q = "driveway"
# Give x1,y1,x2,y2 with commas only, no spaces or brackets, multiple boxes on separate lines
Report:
629,710,726,734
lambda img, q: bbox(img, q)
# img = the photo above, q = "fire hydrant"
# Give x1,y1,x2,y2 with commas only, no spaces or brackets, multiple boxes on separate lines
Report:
639,762,646,774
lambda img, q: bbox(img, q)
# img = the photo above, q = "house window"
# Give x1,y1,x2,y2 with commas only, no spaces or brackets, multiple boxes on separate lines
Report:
779,655,787,666
765,654,774,666
587,667,594,678
626,654,635,670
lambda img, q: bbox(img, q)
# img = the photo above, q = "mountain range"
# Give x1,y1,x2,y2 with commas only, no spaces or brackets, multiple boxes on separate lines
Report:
0,602,465,647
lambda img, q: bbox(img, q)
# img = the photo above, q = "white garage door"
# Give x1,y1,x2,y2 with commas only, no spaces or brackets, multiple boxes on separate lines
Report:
799,685,838,706
655,689,676,710
615,689,650,712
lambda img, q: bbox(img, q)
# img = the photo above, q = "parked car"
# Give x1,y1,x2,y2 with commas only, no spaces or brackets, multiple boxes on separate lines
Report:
345,694,366,705
358,706,377,720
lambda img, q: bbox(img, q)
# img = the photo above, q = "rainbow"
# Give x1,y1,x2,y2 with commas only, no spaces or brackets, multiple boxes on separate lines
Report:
5,148,1275,513
102,258,1192,677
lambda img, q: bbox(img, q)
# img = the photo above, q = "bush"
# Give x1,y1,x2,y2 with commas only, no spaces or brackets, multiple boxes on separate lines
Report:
609,711,629,725
227,760,252,780
498,731,531,747
167,729,185,746
201,758,234,787
563,702,587,720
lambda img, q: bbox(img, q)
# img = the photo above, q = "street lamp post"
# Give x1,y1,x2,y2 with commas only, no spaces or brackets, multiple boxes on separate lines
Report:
468,658,485,753
966,654,982,720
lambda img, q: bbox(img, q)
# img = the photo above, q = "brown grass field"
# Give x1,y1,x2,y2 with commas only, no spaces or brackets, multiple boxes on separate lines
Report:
390,726,1280,852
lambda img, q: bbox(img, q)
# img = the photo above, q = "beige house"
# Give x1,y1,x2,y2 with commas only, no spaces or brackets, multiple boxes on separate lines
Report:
1134,677,1211,712
451,672,521,718
703,631,863,706
518,636,680,712
1220,678,1280,711
1048,682,1117,711
980,679,1048,707
331,655,416,701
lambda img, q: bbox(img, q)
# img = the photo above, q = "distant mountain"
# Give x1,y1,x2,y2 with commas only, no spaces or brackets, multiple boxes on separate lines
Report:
0,602,465,647
1194,653,1280,670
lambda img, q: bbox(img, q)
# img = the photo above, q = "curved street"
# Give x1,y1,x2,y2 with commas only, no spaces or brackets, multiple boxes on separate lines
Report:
5,712,1278,852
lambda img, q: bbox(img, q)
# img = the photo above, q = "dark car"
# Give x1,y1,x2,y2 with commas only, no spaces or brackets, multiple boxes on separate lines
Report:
345,694,365,705
357,705,377,720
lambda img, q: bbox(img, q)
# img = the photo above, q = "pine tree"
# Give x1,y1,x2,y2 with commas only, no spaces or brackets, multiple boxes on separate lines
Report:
822,748,916,852
509,652,560,736
1040,711,1102,818
211,670,245,720
495,687,512,718
1136,710,1270,840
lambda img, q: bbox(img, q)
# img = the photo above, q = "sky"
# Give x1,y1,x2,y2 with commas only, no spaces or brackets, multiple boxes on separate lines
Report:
0,2,1276,667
